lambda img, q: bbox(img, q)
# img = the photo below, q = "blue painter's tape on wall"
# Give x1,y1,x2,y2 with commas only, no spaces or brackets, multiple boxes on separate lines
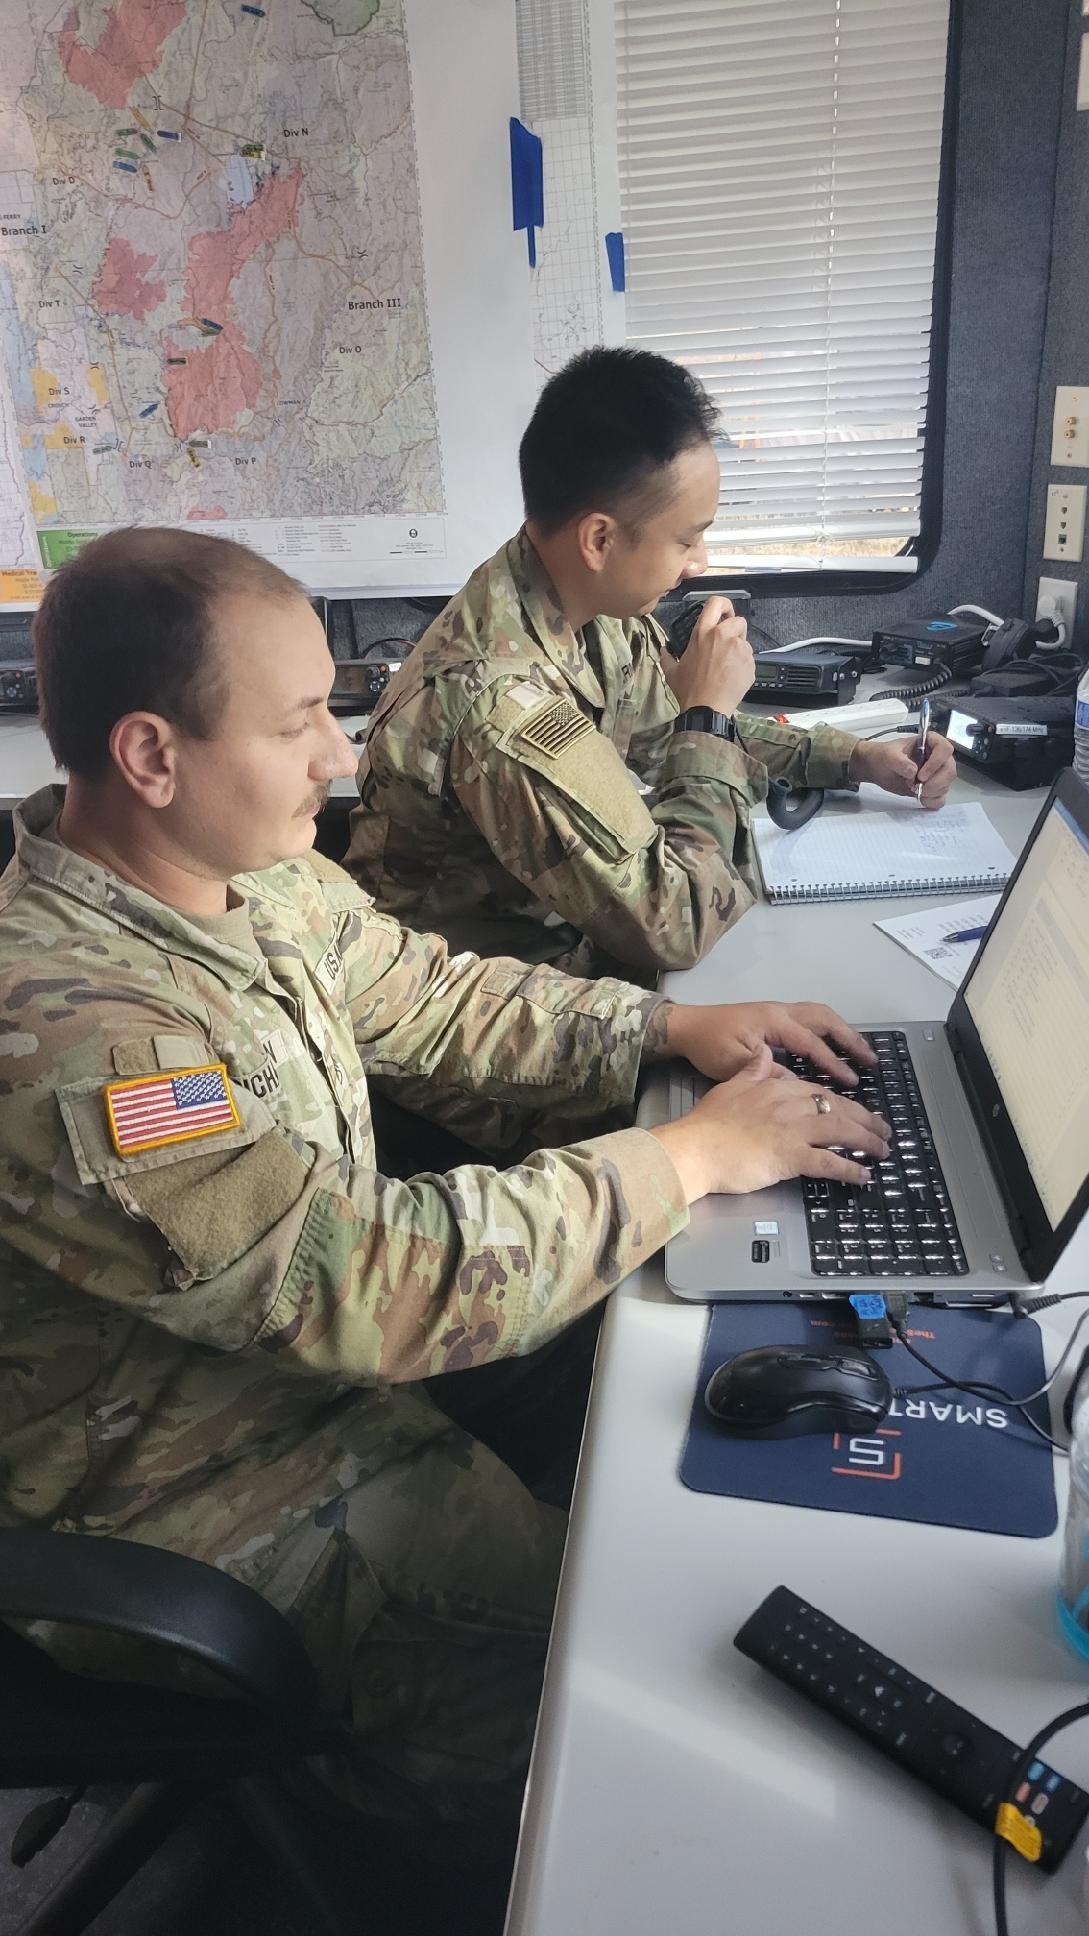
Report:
510,117,544,268
605,231,625,292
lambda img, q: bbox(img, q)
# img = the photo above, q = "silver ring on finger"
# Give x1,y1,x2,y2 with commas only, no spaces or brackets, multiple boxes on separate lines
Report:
813,1092,832,1116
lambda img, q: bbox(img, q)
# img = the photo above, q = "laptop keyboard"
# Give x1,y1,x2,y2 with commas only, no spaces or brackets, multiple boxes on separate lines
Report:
785,1030,969,1278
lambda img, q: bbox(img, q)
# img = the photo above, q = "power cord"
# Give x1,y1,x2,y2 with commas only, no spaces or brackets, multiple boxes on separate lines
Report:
978,650,1085,700
928,1290,1089,1322
1034,589,1070,651
854,1285,1089,1929
748,617,789,655
993,1704,1089,1936
888,1303,1089,1457
945,604,999,627
345,631,414,663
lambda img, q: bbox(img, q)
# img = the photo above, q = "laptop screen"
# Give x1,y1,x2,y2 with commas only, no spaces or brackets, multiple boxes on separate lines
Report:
963,795,1089,1230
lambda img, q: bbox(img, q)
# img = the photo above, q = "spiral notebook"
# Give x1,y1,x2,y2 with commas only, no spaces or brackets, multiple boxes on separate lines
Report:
754,802,1016,905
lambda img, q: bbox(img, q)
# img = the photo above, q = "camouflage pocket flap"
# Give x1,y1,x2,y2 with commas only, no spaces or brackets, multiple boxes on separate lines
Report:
58,1066,272,1187
119,1129,315,1282
111,1033,212,1078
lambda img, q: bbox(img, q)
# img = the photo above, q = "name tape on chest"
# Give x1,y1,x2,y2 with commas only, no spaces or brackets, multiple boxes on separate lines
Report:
315,932,346,993
104,1063,240,1157
515,696,594,761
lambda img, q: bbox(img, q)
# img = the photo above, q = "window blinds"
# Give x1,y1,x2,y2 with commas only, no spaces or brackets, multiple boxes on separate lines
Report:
615,0,951,562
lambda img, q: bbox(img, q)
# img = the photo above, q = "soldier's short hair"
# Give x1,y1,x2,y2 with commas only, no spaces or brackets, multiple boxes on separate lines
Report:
519,346,718,536
34,527,305,778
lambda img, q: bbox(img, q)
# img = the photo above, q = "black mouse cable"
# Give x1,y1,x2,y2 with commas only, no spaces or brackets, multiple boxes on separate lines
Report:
896,1301,1089,1408
993,1703,1089,1936
941,1290,1089,1316
888,1307,1089,1456
889,1316,1083,1456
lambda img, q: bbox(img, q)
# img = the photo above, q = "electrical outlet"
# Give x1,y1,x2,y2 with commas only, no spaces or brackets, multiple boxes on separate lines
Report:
1037,575,1078,640
1044,482,1087,562
1051,387,1089,466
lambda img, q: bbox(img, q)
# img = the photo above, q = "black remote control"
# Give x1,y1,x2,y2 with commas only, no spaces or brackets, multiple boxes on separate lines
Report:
734,1586,1089,1874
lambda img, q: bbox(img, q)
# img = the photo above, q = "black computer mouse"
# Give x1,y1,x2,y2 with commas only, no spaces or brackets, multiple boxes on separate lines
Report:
704,1345,893,1438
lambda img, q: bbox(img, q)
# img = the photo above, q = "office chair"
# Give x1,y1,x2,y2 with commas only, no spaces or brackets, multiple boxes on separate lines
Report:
0,1529,359,1936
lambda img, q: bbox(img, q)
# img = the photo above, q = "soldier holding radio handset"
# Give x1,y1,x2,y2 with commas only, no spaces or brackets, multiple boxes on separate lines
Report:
348,347,955,981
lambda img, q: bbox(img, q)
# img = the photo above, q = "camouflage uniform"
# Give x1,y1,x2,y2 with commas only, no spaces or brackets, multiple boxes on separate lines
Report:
0,787,686,1821
347,529,860,979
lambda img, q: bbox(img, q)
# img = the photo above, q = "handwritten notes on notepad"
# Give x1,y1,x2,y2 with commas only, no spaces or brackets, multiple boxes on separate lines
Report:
754,804,1016,904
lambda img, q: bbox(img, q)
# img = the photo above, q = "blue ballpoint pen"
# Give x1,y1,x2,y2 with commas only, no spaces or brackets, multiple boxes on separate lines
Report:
946,924,988,944
913,696,931,803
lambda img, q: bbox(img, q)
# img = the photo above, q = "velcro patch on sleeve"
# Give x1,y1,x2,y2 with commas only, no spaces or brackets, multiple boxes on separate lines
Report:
515,696,594,761
104,1063,240,1158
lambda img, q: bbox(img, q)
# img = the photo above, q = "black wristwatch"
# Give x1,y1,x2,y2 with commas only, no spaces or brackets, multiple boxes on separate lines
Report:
673,705,736,742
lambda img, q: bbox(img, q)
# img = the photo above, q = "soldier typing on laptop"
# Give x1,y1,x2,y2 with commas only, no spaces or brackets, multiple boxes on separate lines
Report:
0,528,889,1840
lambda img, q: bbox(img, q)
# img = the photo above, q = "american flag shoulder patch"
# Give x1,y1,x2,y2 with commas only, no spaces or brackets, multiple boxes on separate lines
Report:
515,696,594,760
104,1063,240,1158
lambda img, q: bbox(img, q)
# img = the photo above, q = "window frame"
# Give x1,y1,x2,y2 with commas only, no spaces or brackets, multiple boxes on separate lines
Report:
620,0,963,602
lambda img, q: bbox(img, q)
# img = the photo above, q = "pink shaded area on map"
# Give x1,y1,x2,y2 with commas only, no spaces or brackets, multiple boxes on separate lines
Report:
185,170,302,325
164,325,261,440
164,170,302,438
93,236,166,322
186,506,228,519
59,0,185,109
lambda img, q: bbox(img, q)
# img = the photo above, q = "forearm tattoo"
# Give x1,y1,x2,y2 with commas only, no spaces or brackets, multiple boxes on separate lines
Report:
642,1000,675,1063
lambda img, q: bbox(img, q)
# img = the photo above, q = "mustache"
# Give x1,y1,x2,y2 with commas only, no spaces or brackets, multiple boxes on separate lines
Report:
300,785,331,816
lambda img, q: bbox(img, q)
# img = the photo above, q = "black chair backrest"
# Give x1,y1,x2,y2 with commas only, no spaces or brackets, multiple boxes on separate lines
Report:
0,1532,316,1731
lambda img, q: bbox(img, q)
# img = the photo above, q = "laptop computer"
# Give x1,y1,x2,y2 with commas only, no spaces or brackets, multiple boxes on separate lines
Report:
664,768,1089,1305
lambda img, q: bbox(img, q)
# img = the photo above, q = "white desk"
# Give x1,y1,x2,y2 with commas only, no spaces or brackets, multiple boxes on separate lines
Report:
0,715,368,812
505,769,1089,1936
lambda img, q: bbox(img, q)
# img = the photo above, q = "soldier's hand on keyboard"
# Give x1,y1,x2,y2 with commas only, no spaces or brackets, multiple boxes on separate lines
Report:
649,1045,890,1203
661,999,877,1086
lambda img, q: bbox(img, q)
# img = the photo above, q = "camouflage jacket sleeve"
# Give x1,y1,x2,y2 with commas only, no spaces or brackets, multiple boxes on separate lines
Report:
733,711,859,786
447,673,771,976
10,954,686,1391
627,615,860,791
326,867,665,1146
332,877,650,1087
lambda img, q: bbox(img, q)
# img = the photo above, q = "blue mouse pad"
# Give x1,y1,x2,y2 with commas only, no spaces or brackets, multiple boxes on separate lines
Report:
680,1303,1056,1537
